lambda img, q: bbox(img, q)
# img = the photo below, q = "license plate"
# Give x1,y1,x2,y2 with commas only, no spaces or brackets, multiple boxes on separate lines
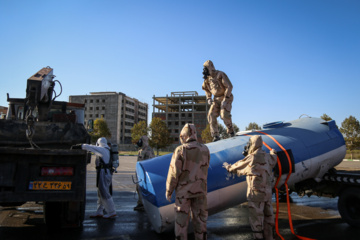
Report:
29,181,72,190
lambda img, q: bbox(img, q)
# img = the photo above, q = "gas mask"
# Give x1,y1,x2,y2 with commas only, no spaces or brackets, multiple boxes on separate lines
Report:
242,140,251,157
202,66,210,80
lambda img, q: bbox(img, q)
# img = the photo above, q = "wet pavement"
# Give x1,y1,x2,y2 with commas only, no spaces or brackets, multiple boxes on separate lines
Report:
1,156,360,240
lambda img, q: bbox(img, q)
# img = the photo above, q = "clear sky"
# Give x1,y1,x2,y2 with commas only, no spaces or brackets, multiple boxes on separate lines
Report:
1,0,359,131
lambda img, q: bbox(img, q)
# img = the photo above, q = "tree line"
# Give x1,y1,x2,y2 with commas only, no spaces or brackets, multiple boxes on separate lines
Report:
89,114,360,158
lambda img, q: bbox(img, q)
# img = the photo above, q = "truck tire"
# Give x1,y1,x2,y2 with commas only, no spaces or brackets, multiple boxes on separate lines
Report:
44,200,85,228
44,202,62,228
338,187,360,227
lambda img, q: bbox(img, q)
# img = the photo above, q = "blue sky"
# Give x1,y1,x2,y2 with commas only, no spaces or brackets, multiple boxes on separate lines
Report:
0,0,359,131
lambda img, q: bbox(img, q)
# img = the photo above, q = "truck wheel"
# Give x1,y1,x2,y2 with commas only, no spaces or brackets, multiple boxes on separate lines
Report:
338,187,360,227
78,200,86,224
44,200,85,228
65,201,85,227
44,202,62,228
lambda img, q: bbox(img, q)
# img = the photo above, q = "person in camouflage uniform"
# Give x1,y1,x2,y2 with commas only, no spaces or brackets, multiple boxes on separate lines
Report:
166,123,210,240
202,60,234,142
134,135,155,211
223,135,277,240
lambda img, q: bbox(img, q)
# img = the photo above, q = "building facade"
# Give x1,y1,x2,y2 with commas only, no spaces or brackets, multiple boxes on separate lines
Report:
69,92,148,144
152,91,208,144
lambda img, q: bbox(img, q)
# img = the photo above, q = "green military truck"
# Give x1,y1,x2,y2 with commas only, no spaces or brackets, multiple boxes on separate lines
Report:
0,67,90,228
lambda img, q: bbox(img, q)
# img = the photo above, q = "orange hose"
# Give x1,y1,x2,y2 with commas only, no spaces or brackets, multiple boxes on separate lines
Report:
246,132,316,240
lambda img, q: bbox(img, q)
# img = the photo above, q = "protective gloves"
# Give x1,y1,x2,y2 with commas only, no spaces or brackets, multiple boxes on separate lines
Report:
270,149,277,155
222,162,231,171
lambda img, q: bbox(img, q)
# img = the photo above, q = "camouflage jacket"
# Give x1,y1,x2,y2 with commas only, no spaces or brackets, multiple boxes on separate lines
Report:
166,140,210,199
137,146,155,161
228,135,277,202
137,135,155,162
202,60,233,98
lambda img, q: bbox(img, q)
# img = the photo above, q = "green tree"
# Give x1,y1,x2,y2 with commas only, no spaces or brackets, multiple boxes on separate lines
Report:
131,120,149,144
321,114,332,121
149,117,172,155
219,123,240,139
340,115,360,159
245,122,261,131
201,124,212,143
89,117,111,143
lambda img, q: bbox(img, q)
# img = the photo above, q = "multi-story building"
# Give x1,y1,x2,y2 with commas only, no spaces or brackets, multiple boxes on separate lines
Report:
69,92,148,144
152,91,208,144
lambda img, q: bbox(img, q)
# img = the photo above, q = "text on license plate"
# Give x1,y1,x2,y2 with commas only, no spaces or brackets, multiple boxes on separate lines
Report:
29,181,72,190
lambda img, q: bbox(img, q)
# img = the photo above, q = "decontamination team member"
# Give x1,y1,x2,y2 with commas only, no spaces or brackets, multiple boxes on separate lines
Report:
74,137,118,219
134,135,155,211
223,135,277,240
166,124,210,240
202,60,235,142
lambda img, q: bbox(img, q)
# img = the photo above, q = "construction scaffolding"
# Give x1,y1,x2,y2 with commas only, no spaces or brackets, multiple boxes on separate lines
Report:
152,91,208,144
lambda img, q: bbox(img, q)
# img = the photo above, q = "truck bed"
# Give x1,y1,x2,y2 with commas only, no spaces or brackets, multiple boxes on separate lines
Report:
0,147,89,203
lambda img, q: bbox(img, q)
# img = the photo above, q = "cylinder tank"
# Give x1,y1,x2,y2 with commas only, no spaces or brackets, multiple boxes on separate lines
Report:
136,117,346,233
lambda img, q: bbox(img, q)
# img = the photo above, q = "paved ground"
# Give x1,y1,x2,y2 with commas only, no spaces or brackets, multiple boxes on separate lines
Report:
1,156,360,240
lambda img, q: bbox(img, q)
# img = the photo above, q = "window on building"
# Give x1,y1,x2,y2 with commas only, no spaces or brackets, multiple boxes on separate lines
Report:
89,114,93,117
168,113,172,117
96,114,99,117
96,107,99,110
85,99,87,103
188,113,192,117
175,114,179,117
175,122,179,125
102,99,105,103
96,99,99,103
102,106,105,110
182,121,185,125
90,107,93,110
168,122,172,125
90,100,93,103
175,137,179,142
181,113,185,117
175,129,179,133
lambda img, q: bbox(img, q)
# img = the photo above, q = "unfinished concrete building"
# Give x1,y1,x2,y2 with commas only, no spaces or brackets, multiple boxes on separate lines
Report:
152,91,208,144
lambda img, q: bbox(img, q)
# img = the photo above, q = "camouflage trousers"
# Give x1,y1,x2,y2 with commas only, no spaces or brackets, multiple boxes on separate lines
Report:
174,196,208,240
208,95,234,138
248,201,275,240
136,184,142,205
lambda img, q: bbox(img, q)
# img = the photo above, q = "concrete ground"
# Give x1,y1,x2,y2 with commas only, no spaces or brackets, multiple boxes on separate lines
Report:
1,156,360,240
